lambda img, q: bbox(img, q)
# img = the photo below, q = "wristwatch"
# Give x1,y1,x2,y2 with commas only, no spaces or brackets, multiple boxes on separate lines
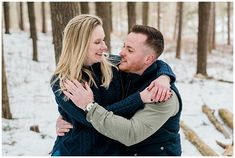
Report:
85,102,96,113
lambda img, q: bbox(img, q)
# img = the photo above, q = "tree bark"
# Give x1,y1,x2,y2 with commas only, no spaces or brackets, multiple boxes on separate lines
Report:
80,2,89,14
180,121,219,156
19,2,24,31
227,2,231,45
176,2,183,59
127,2,136,33
157,2,161,30
3,2,10,34
142,2,148,25
27,2,38,61
41,2,47,33
2,42,13,119
196,2,211,76
202,104,230,139
218,108,233,130
50,2,80,64
96,2,112,52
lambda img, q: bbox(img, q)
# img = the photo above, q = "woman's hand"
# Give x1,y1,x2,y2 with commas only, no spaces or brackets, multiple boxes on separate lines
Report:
146,75,172,102
63,79,94,111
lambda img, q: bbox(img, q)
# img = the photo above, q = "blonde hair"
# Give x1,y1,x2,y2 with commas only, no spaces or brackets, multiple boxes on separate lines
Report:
51,14,115,96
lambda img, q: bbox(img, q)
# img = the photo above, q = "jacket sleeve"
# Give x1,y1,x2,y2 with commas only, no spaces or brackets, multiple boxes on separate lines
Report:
155,60,176,83
105,92,144,117
52,79,93,128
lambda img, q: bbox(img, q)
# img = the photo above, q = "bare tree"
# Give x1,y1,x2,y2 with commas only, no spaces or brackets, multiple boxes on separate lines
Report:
96,2,112,52
19,2,24,31
212,2,216,49
176,2,183,59
27,2,38,61
80,2,89,14
173,3,180,40
50,2,80,64
227,2,231,45
3,2,10,34
41,2,47,33
197,2,211,76
127,2,136,33
2,42,12,119
157,2,161,30
142,2,149,25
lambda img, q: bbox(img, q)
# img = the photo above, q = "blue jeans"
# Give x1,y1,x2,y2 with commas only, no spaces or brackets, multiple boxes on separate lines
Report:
51,150,61,156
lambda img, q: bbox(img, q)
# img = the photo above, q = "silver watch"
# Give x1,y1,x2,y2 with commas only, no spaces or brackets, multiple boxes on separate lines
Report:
85,102,95,113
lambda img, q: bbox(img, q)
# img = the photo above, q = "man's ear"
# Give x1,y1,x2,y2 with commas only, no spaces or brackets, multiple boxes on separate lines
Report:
145,54,156,65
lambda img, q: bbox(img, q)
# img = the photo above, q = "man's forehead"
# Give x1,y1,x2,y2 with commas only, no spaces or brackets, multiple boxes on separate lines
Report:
125,33,146,46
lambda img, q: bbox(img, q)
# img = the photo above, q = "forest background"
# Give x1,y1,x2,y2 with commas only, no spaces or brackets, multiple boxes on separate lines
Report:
2,1,233,156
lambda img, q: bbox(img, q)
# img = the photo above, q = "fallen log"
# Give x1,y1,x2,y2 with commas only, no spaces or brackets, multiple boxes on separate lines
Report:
218,108,233,130
202,105,230,139
216,140,233,156
180,121,219,156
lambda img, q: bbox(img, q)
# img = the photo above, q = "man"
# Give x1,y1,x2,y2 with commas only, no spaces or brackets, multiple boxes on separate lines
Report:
61,25,182,156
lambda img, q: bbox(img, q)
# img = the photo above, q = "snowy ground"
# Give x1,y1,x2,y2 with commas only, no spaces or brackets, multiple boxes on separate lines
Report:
2,31,233,156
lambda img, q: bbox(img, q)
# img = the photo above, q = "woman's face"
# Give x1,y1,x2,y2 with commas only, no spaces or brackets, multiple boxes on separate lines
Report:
85,25,107,66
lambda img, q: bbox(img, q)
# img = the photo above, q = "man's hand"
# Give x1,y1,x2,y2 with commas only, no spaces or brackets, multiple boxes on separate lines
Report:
147,75,172,102
63,79,94,111
56,115,73,136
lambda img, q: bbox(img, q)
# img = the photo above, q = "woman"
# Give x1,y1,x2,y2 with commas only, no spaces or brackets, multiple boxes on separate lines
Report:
50,14,175,156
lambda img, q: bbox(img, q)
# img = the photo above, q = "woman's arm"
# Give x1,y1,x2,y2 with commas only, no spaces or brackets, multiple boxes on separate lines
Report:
51,79,93,128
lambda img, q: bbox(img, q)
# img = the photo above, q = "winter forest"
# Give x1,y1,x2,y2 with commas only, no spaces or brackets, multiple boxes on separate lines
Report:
2,1,233,156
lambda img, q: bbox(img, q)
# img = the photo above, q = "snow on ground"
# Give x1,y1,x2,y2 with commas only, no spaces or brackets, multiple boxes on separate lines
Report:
2,31,233,156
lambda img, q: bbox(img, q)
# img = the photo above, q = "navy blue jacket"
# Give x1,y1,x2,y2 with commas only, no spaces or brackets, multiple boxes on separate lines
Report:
122,62,182,156
51,60,176,155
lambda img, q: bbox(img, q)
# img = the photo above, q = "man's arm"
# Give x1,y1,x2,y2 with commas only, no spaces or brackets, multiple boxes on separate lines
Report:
86,91,179,146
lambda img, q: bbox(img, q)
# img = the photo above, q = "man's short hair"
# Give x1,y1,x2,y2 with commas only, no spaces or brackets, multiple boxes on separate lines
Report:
131,25,164,58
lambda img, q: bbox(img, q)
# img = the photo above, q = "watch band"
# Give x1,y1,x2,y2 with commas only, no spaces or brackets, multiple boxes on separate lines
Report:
85,102,96,113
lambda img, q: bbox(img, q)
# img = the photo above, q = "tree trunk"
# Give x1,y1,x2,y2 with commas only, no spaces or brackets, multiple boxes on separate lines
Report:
41,2,47,33
180,121,219,156
218,108,233,130
19,2,24,31
212,2,216,49
208,4,213,54
3,2,10,34
80,2,89,14
173,3,179,40
96,2,112,52
227,2,231,45
127,2,136,33
50,2,80,65
2,43,12,119
196,2,211,76
176,2,183,59
202,104,230,139
157,2,161,30
27,2,38,61
142,2,148,25
110,4,113,32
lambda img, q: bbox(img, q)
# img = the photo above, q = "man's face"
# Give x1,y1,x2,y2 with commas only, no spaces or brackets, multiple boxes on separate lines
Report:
119,33,151,74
